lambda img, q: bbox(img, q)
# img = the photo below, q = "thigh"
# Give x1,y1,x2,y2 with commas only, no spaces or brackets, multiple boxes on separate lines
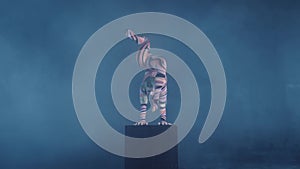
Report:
139,85,148,104
159,85,167,106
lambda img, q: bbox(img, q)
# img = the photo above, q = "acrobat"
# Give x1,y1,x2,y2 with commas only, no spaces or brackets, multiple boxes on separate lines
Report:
126,30,171,125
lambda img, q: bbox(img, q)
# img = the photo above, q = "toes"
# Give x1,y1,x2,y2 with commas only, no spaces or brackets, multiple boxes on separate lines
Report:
158,121,172,125
134,121,148,125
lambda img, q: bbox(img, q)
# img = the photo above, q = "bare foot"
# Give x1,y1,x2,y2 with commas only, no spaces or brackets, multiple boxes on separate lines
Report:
134,120,148,125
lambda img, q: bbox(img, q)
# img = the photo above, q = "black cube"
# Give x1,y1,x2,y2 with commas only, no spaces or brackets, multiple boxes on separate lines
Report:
125,125,178,169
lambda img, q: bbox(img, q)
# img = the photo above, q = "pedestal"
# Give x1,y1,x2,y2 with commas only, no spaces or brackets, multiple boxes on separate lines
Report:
125,125,178,169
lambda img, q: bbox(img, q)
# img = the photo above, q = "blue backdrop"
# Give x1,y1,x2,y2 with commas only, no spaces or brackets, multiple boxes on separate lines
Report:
0,0,299,169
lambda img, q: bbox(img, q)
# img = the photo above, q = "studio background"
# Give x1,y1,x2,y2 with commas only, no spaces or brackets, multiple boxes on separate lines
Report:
0,0,299,169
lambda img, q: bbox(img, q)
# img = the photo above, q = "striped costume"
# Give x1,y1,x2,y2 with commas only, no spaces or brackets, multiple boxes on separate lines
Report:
127,30,170,125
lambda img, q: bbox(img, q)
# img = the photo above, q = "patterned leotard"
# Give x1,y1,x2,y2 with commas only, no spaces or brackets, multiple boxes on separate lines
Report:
135,38,168,121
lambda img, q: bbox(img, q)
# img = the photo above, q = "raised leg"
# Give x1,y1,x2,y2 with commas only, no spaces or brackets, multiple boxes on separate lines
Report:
126,29,146,45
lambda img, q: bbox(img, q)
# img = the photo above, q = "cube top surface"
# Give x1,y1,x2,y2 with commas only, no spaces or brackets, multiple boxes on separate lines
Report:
125,125,177,138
